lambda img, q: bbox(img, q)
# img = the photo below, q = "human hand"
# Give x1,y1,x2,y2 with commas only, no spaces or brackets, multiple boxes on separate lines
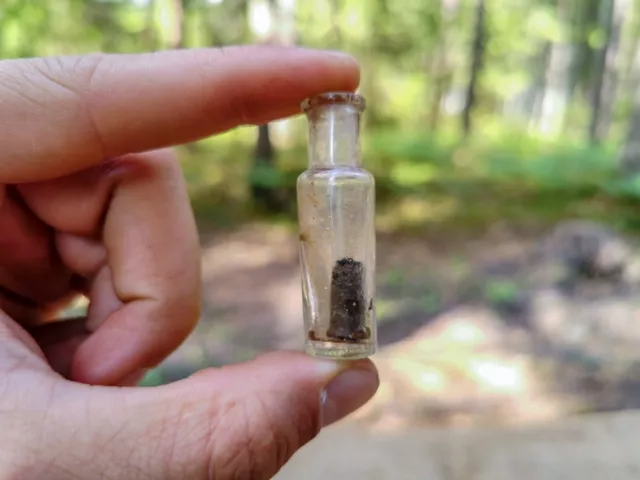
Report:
0,46,379,479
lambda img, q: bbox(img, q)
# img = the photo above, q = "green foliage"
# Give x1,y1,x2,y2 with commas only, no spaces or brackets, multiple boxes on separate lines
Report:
419,292,441,313
4,0,640,234
175,120,640,233
483,278,520,305
138,368,165,387
249,162,287,189
382,268,406,288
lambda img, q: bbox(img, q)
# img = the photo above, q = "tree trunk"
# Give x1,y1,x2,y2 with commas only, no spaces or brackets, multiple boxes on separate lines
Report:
429,56,447,131
250,124,286,212
329,0,343,45
428,0,459,131
84,1,120,52
568,0,600,103
620,12,640,174
618,3,640,98
529,43,552,128
141,0,157,51
247,0,296,213
276,0,297,46
167,0,184,49
619,98,640,172
461,0,486,137
538,0,574,135
618,31,640,131
589,0,625,144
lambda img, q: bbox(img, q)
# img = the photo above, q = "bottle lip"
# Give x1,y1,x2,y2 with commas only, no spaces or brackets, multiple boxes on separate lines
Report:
301,91,366,113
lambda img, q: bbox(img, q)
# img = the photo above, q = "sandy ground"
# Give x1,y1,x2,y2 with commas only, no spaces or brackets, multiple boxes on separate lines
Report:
150,221,640,478
276,411,640,479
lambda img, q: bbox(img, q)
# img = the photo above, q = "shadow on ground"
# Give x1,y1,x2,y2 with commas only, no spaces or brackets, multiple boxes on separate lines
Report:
145,219,640,428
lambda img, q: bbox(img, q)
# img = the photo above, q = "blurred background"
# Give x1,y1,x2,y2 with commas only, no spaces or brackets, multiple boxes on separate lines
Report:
8,0,640,476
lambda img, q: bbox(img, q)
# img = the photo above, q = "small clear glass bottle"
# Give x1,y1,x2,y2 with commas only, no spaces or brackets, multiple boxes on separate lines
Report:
297,92,376,359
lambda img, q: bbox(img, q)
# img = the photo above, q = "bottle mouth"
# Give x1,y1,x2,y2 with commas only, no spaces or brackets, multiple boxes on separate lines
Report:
301,92,366,113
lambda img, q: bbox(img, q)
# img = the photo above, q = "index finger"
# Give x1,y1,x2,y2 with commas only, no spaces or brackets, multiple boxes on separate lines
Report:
0,46,360,183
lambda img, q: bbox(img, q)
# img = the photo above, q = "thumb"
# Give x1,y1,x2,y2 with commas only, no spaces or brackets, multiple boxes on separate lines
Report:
83,351,378,479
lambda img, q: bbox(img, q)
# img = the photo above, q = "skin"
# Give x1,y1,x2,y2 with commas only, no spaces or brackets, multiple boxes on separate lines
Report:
0,46,379,479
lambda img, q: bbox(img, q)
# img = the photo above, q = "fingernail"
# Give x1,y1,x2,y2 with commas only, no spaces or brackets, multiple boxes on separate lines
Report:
320,365,379,427
325,50,358,63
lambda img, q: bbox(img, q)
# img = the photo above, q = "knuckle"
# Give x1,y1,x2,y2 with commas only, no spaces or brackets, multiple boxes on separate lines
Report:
105,148,181,181
0,53,104,124
210,396,273,479
28,54,104,99
102,149,183,190
0,62,46,110
25,54,107,154
147,149,183,178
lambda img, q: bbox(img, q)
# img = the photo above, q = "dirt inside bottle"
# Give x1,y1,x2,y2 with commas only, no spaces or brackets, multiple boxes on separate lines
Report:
298,92,377,359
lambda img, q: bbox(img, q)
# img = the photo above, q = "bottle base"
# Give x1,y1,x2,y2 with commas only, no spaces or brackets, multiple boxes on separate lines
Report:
305,339,376,360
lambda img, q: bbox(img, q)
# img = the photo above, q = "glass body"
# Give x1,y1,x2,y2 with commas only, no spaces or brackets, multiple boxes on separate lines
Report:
297,92,377,359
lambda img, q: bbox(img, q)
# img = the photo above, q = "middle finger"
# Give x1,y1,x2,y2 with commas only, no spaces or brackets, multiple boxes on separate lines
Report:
18,149,202,385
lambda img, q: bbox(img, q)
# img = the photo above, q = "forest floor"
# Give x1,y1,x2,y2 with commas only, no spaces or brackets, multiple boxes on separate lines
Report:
148,218,640,479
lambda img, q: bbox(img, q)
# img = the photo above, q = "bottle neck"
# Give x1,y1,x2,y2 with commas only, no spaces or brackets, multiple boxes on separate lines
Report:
306,104,362,169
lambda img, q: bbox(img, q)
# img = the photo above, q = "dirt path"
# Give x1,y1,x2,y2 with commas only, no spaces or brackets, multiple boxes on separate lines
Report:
159,222,437,375
152,221,640,478
161,221,530,372
275,410,640,480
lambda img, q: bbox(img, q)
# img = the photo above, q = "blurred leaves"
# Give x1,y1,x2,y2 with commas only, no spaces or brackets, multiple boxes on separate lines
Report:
3,0,640,234
483,278,520,305
249,162,287,189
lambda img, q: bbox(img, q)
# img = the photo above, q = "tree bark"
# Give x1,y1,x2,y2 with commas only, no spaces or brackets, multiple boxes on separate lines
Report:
589,0,624,144
250,124,285,212
169,0,185,48
84,1,120,52
529,43,552,128
429,54,447,131
538,0,574,135
461,0,486,137
248,0,296,213
141,0,157,51
428,0,459,131
619,98,640,172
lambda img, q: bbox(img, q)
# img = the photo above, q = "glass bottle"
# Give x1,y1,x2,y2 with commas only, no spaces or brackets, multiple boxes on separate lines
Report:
297,92,377,359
